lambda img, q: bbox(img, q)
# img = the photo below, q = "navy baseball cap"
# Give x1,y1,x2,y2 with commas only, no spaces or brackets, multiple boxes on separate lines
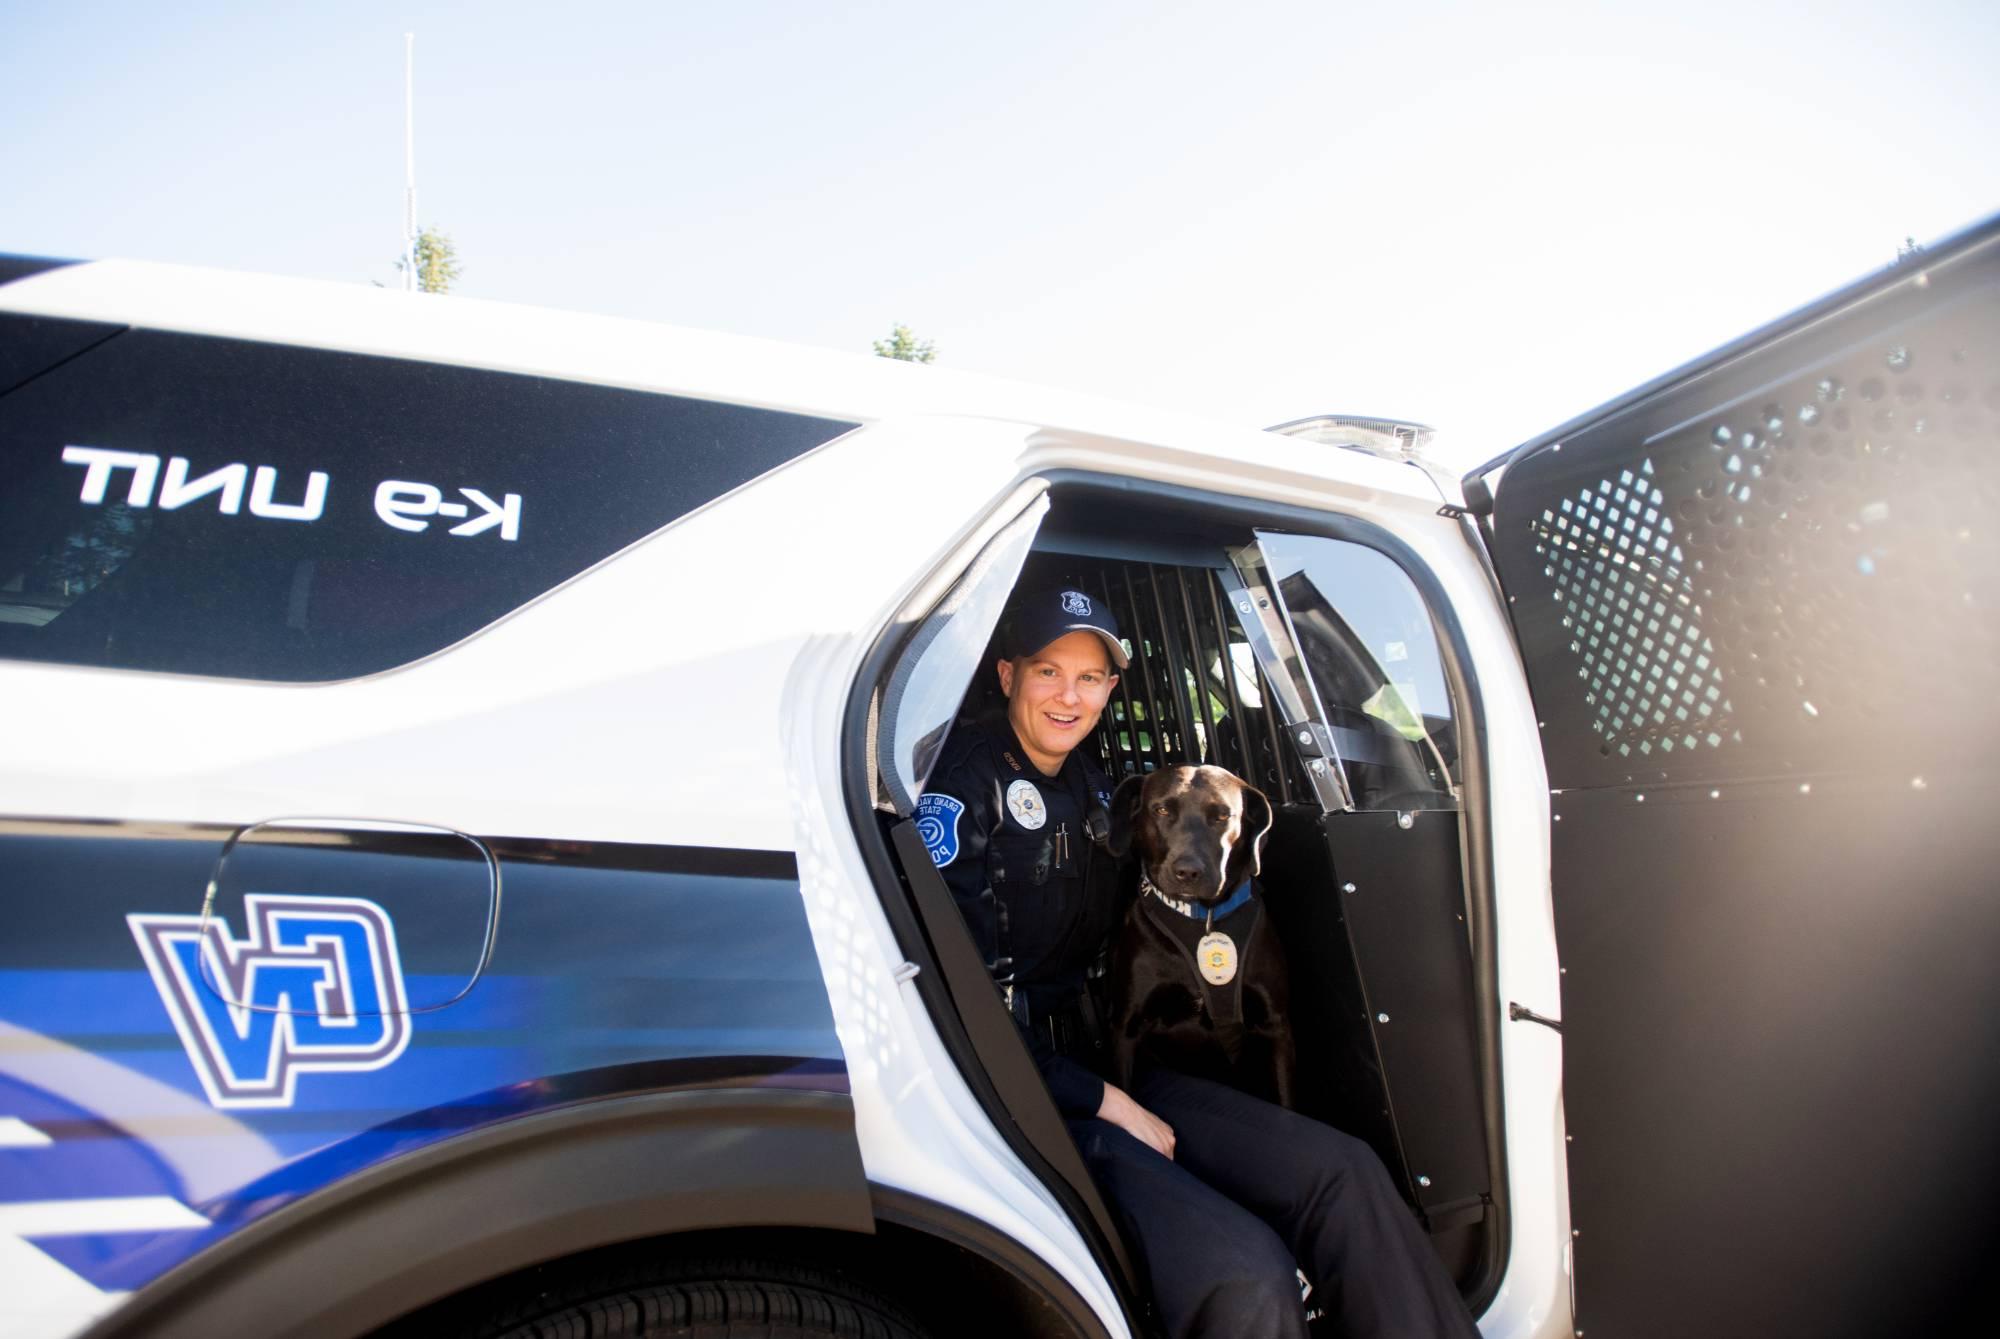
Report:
1000,586,1130,669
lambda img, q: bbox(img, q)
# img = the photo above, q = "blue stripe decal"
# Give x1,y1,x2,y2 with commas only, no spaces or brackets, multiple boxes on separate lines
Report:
0,827,846,1296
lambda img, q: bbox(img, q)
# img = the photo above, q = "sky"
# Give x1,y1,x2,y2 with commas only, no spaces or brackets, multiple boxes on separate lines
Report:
3,1,1996,470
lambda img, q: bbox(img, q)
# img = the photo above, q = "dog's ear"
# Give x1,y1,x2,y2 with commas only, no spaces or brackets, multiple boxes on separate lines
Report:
1227,783,1275,886
1106,774,1147,859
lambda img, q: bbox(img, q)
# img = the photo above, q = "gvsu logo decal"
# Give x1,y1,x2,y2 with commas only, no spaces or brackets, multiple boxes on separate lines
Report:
128,895,411,1109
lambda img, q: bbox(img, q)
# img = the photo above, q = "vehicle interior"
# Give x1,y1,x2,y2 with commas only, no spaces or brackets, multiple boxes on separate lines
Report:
851,476,1501,1332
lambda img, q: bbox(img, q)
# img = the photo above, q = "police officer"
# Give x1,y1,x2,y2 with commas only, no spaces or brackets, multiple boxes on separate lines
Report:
919,586,1481,1339
918,586,1129,1119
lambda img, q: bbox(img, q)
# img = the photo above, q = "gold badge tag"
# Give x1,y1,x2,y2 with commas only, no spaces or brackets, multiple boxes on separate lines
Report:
1196,932,1238,986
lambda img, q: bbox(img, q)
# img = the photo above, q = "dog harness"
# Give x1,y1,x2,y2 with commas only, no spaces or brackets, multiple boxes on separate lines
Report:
1139,872,1262,1016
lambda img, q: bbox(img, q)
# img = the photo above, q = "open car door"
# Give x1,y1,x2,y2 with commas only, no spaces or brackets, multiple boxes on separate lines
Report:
1477,216,2000,1338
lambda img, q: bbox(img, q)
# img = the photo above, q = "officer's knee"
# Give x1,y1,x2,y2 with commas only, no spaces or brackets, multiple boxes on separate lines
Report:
1326,1124,1387,1173
1294,1119,1397,1198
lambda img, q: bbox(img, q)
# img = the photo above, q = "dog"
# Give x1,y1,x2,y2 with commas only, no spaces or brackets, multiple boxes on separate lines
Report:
1105,764,1296,1109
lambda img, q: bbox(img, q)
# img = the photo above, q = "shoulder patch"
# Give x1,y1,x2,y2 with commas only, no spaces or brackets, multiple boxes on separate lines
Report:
915,793,967,867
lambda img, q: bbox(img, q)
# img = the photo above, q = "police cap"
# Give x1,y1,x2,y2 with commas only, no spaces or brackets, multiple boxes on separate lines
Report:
1000,586,1130,669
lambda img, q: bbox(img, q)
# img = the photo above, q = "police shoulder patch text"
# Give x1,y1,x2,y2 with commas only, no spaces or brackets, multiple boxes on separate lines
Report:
916,792,967,867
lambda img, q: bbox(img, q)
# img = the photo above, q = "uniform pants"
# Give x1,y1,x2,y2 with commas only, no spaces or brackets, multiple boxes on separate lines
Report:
1066,1067,1480,1339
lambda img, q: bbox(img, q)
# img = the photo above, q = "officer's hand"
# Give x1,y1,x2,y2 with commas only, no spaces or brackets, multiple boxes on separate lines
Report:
1098,1082,1176,1160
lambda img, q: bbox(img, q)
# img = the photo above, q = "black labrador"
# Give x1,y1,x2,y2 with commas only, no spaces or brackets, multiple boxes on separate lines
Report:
1105,765,1296,1108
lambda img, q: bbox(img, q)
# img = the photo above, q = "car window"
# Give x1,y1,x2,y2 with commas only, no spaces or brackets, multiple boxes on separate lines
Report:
0,326,856,681
879,494,1050,812
1256,531,1459,810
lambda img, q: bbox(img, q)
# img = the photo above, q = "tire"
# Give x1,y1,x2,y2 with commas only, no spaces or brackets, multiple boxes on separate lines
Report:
461,1257,932,1339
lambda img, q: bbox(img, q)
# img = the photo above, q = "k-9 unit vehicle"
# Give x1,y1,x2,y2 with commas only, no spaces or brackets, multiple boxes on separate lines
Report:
1,218,1994,1339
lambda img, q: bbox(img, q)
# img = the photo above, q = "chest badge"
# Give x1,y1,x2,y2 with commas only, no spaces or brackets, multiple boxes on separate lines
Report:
1196,931,1238,986
1005,779,1047,830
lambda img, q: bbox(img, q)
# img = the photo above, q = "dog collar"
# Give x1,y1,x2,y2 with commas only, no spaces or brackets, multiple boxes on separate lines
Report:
1140,874,1253,922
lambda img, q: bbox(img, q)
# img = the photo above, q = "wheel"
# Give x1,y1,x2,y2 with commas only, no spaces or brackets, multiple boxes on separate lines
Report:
456,1257,932,1339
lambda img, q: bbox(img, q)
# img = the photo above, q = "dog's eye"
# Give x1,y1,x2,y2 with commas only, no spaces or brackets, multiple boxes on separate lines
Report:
1153,805,1170,818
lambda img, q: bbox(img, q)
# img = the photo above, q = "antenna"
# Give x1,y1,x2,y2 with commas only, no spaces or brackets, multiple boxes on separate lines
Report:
403,33,417,292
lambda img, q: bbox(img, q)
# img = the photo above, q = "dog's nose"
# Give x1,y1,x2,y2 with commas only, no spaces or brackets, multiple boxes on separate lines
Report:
1171,859,1202,885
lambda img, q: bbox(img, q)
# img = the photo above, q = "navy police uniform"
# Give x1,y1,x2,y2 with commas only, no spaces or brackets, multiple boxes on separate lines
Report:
918,715,1123,1116
920,589,1478,1339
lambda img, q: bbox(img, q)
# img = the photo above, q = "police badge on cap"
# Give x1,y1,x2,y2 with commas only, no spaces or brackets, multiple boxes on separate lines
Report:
1002,587,1131,669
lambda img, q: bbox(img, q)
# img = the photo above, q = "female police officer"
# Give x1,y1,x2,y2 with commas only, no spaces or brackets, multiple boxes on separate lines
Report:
916,586,1479,1339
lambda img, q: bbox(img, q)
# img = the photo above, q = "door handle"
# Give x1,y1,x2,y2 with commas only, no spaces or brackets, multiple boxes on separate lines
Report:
1508,1001,1563,1033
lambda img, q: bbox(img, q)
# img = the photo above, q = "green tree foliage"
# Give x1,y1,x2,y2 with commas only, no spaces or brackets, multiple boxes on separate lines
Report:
396,227,464,294
872,324,937,363
1896,235,1925,263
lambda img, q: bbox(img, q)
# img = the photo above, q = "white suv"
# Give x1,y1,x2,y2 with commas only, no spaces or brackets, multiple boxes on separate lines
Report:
0,219,1992,1339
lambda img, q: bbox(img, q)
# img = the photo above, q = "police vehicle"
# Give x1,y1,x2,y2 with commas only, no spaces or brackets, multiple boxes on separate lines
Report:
1,216,1993,1339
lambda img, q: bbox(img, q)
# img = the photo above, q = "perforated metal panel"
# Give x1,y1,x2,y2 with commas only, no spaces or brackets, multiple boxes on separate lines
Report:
1487,217,2000,1339
1538,461,1738,762
1496,233,2000,786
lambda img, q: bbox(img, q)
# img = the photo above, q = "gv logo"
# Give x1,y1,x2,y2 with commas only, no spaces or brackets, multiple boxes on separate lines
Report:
129,895,411,1109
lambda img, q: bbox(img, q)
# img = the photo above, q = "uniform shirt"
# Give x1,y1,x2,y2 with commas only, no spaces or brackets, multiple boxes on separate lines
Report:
916,716,1116,1117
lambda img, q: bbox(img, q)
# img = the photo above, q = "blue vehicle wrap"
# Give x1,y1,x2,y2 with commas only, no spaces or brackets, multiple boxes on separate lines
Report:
0,820,844,1305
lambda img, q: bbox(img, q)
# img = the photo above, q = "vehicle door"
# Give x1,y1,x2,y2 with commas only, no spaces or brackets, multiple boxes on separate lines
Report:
1475,217,2000,1338
863,488,1149,1327
1225,532,1496,1294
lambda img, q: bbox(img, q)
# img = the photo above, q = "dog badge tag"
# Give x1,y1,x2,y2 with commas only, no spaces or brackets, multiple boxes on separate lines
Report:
1196,931,1238,986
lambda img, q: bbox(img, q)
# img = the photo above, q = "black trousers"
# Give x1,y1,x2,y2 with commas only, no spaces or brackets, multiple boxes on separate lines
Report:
1067,1068,1480,1339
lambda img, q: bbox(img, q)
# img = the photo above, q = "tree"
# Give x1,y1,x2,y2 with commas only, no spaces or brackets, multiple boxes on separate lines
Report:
1896,235,1924,264
872,324,936,363
395,227,463,294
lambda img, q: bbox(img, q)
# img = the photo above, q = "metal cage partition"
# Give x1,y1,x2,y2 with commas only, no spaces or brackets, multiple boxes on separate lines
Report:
1081,561,1308,806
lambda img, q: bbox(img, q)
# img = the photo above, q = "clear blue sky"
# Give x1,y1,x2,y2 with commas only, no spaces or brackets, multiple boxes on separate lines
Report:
5,1,1996,468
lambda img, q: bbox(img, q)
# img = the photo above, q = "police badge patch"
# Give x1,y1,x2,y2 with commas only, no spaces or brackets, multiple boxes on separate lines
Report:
1061,590,1091,616
1005,779,1047,830
915,793,966,867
